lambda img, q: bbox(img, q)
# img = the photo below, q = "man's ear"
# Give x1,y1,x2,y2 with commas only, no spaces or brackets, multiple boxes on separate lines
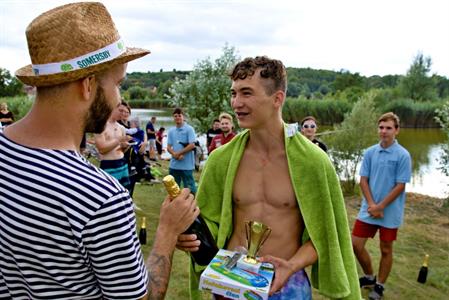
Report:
80,76,97,101
273,90,286,108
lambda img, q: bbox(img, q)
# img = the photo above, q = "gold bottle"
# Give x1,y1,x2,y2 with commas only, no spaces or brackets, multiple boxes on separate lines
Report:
162,175,181,198
417,254,429,283
161,175,218,266
139,217,147,245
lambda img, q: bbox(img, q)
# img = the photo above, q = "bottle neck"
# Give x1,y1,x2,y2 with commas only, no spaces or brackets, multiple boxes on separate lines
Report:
422,255,429,267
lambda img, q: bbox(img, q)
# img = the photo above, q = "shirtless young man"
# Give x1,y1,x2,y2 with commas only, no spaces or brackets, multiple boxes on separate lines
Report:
178,56,361,299
95,104,132,190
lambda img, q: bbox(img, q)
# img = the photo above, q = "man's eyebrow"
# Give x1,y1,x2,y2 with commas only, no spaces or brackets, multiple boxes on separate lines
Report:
231,86,253,92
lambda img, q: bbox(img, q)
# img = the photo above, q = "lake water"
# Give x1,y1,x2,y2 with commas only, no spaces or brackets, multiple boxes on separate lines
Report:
131,108,449,198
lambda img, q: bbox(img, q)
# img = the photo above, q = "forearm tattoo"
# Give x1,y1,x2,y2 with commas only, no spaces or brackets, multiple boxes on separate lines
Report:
147,251,173,300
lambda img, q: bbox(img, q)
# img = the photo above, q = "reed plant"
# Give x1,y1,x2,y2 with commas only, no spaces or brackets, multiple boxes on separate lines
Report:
383,99,444,128
283,97,352,125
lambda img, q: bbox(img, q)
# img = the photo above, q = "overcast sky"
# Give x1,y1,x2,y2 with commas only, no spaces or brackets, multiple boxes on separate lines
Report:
1,0,448,77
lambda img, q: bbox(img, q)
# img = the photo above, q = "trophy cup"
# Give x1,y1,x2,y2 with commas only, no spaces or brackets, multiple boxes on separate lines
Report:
236,221,272,273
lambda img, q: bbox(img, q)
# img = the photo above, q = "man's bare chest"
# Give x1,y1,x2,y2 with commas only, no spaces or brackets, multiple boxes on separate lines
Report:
233,156,297,208
104,123,122,141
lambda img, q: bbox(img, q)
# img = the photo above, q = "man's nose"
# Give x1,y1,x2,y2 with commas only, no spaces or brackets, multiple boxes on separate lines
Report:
231,95,242,108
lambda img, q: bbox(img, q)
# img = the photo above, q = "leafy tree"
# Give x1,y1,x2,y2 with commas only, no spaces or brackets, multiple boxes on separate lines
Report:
399,53,436,101
158,79,173,97
168,45,239,134
324,91,379,194
380,74,401,88
433,74,449,99
0,68,24,97
318,84,331,95
287,81,301,97
333,70,364,92
128,86,149,100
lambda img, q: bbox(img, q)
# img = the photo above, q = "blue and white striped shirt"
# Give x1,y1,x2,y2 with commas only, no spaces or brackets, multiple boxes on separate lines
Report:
0,133,148,299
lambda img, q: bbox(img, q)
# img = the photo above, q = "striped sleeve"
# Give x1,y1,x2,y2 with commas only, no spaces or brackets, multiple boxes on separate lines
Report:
82,191,149,299
0,273,11,300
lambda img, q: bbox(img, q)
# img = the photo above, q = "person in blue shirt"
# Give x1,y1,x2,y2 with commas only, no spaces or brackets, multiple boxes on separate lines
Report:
167,107,197,193
352,112,412,300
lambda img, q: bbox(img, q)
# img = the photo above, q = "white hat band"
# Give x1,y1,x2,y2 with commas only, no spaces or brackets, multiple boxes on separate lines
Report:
32,38,126,76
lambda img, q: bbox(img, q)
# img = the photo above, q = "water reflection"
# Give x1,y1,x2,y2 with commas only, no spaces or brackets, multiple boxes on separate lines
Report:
398,129,445,175
398,129,448,198
131,108,173,129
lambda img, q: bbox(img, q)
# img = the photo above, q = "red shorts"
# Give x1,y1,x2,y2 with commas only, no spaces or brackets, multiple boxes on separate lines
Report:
352,219,398,242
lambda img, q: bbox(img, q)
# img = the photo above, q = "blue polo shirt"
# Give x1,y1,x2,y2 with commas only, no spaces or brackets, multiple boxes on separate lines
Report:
167,123,196,170
357,140,412,228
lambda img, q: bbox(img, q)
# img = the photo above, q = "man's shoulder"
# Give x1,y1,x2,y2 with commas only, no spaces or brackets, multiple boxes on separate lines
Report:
208,131,244,159
365,143,380,153
183,123,195,131
394,142,411,157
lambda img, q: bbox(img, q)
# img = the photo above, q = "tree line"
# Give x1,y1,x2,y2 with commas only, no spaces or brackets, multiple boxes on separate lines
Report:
118,51,449,102
1,47,449,131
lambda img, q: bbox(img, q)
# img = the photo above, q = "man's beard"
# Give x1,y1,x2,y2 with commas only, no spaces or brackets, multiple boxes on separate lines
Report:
83,85,113,134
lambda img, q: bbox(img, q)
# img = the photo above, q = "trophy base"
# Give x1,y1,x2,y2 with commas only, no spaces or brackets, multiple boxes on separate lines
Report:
199,249,274,300
237,255,261,274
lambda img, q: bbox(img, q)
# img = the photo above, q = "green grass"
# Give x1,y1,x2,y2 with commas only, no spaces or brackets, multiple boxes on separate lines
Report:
134,161,449,299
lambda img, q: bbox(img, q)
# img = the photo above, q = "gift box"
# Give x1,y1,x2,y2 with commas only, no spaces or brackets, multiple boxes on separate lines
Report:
199,249,274,300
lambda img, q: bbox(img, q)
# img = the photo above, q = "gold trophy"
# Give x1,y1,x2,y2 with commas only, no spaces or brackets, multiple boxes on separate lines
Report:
237,221,271,273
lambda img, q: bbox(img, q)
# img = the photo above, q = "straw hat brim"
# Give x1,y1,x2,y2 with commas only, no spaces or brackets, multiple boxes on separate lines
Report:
15,47,150,87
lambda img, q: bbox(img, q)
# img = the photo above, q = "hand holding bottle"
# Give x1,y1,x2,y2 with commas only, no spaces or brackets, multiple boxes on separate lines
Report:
158,188,199,237
163,175,219,265
176,233,201,252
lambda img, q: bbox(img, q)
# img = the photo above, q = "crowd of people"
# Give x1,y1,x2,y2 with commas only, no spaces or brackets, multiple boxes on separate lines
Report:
1,2,413,300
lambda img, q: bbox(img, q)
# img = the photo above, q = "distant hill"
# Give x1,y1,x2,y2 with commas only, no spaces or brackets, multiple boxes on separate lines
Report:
122,67,404,98
122,66,449,101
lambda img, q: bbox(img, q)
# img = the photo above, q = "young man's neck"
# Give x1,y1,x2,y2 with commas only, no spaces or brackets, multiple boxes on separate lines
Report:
380,139,395,148
248,120,284,152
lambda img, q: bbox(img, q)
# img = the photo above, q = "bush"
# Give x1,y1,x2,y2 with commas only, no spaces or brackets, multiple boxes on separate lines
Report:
128,86,150,100
324,91,379,195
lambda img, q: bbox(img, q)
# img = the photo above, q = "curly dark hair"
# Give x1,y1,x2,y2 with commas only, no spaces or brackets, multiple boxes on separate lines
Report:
229,56,287,95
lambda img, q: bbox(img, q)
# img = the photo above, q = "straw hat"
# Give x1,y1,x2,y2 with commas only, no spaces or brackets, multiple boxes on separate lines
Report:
15,2,150,87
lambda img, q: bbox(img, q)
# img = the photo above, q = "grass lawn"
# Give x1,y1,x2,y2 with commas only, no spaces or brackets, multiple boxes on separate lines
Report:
134,161,449,300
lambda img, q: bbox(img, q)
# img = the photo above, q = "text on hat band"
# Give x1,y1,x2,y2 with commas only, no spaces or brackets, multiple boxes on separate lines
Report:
32,38,126,76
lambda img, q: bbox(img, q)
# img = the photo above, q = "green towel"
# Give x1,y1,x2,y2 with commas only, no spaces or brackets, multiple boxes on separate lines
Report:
189,125,361,299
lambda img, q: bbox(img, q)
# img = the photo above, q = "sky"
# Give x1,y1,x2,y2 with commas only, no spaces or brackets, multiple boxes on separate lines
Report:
1,0,448,77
